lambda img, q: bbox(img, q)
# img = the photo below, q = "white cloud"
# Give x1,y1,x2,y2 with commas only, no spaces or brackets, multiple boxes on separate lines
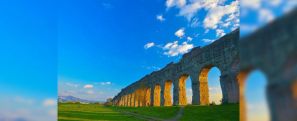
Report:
268,0,281,7
203,1,239,29
163,41,193,57
241,0,261,9
216,29,226,37
143,66,161,70
283,0,297,13
202,39,215,43
222,22,231,28
177,0,230,21
190,18,199,27
43,99,56,107
175,28,185,38
187,36,193,41
100,81,112,85
166,0,186,8
84,84,94,89
259,8,275,23
156,15,165,22
144,42,155,49
178,2,203,20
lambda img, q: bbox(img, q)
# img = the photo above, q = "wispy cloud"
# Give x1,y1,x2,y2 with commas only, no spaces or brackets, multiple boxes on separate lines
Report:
166,0,239,32
216,29,226,37
187,36,193,41
84,84,94,89
175,28,185,38
100,81,112,85
202,39,215,43
163,41,193,57
156,15,165,22
43,99,56,107
144,42,155,49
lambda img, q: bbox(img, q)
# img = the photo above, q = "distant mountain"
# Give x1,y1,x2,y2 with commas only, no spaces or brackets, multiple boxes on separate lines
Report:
58,95,102,103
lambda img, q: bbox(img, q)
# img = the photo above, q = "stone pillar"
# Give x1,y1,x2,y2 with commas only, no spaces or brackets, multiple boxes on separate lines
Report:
160,83,165,106
179,75,187,105
153,84,161,106
139,88,144,107
220,73,239,103
144,88,151,106
135,90,139,107
124,95,127,107
131,93,135,107
190,73,200,105
199,68,209,105
127,95,130,106
120,97,123,106
267,80,297,121
173,79,180,106
164,80,173,106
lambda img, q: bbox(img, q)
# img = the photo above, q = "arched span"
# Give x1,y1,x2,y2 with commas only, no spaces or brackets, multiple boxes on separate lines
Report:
198,65,223,105
237,69,270,121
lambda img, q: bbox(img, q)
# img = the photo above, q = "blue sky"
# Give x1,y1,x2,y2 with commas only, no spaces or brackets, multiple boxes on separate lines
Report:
0,0,57,120
58,0,239,102
0,0,295,120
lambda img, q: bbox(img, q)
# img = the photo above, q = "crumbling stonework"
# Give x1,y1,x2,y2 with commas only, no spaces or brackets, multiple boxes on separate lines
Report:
112,9,297,121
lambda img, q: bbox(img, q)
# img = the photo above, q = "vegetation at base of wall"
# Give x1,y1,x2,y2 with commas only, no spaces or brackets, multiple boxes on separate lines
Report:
58,103,239,121
180,104,239,121
110,106,180,119
58,103,143,121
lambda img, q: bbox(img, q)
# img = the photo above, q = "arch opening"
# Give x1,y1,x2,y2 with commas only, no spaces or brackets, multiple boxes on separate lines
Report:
199,66,222,105
238,69,270,121
164,80,173,106
208,67,222,105
153,84,161,106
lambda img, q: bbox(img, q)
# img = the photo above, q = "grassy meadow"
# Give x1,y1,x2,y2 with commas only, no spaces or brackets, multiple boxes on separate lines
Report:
58,103,239,121
58,103,143,121
181,104,239,121
110,106,180,119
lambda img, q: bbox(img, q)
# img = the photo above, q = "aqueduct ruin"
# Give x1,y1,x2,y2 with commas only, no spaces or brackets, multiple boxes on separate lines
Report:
112,9,297,121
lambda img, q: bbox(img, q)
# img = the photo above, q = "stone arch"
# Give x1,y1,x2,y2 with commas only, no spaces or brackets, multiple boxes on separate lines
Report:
178,74,190,105
198,65,223,105
153,84,161,106
237,69,269,121
164,80,173,106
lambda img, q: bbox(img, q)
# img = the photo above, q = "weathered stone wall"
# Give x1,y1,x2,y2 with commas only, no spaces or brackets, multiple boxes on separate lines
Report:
113,27,240,107
112,8,297,121
238,9,297,121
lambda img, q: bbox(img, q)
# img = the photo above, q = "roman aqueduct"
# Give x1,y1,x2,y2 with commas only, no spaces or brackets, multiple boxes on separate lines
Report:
112,10,297,121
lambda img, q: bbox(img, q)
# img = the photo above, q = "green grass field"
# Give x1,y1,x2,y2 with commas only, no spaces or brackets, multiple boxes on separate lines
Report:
58,103,239,121
181,104,239,121
110,106,180,119
58,103,143,121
